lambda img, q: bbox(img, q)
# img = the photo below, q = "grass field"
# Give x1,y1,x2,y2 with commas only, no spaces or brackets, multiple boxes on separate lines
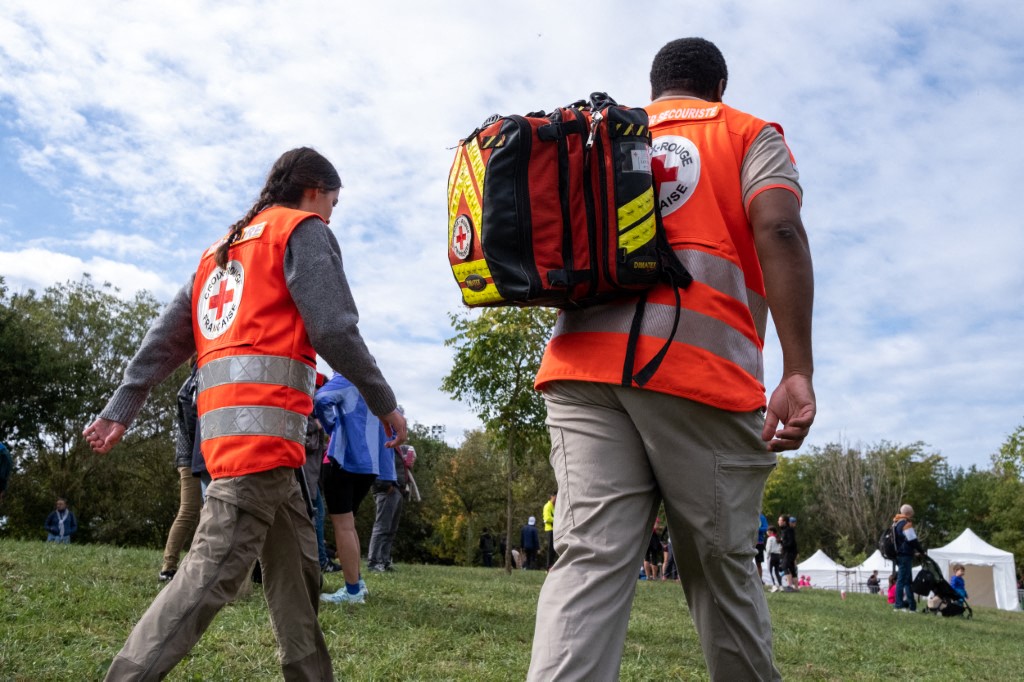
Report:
2,538,1022,681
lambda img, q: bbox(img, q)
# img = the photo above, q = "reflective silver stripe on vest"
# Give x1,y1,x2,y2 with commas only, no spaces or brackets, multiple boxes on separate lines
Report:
553,301,763,381
747,289,768,342
674,249,768,341
200,406,308,444
196,355,315,395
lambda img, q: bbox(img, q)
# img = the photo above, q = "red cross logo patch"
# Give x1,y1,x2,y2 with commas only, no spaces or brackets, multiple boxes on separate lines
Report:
452,215,473,260
197,260,245,340
650,135,701,217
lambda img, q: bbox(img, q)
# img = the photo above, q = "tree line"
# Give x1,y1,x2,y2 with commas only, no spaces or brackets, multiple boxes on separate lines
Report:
2,278,1022,578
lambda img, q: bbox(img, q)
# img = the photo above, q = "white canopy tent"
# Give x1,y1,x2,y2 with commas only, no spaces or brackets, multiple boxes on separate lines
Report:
796,549,857,591
928,528,1020,611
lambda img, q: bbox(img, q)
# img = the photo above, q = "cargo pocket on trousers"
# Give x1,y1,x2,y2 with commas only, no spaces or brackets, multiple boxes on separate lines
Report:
548,426,572,544
712,450,777,557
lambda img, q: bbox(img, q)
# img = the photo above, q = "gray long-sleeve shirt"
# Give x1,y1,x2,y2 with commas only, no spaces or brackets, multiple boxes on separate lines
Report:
99,217,397,427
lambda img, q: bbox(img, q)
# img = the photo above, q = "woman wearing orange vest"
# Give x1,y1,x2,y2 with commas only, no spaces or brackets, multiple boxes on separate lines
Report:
528,39,815,682
84,147,406,681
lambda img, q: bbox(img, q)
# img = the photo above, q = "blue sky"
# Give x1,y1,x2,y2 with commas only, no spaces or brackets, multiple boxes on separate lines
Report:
1,1,1022,469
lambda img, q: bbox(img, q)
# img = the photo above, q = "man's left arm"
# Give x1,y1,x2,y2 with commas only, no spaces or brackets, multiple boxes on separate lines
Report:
750,188,816,451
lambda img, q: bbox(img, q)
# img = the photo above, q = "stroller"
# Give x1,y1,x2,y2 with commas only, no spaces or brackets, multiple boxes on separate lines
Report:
912,555,973,618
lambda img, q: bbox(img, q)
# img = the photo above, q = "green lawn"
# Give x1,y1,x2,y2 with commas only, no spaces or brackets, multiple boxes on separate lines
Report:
2,538,1022,680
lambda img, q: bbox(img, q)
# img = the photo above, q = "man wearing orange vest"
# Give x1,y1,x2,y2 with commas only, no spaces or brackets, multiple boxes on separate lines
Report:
527,39,816,681
84,148,406,681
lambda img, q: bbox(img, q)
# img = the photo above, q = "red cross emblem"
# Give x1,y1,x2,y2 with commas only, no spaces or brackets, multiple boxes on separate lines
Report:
452,215,472,259
208,279,234,320
651,154,678,183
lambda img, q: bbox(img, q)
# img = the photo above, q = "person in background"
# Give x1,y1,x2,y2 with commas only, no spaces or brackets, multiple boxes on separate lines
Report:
644,520,664,581
315,372,399,603
367,441,411,573
521,516,540,570
886,573,897,605
755,512,769,585
528,37,815,681
0,441,13,504
779,515,799,592
45,497,77,543
866,570,880,595
543,492,558,571
480,527,496,567
158,361,202,582
950,563,968,600
83,147,406,681
305,373,340,575
892,503,924,612
765,527,783,592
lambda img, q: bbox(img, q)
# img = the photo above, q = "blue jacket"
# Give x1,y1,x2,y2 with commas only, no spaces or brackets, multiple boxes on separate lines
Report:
757,513,768,546
314,373,396,479
894,517,922,556
45,509,77,538
521,523,540,551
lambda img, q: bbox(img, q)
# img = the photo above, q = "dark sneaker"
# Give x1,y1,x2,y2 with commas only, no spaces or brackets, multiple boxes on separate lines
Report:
158,570,176,582
321,561,342,574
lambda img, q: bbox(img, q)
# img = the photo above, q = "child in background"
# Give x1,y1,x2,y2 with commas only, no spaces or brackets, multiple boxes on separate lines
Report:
950,564,968,599
886,573,897,605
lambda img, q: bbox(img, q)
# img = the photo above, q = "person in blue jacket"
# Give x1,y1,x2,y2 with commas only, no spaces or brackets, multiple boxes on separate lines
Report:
755,512,769,583
45,497,77,543
950,564,968,600
314,372,397,604
521,516,541,570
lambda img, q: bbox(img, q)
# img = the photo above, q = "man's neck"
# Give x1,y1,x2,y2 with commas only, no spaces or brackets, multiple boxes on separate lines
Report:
653,90,711,103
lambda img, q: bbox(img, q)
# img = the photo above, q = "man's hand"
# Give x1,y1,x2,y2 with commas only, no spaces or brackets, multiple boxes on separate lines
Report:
379,409,408,449
83,418,127,454
762,373,816,452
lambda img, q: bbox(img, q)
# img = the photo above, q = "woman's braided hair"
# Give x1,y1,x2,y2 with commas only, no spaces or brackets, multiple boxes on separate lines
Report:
215,147,342,269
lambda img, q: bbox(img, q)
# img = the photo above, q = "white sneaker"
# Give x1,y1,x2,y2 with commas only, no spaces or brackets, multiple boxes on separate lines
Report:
358,578,369,597
320,588,365,605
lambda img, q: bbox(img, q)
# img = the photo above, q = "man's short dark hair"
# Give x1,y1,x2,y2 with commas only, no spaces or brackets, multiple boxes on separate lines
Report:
650,37,728,100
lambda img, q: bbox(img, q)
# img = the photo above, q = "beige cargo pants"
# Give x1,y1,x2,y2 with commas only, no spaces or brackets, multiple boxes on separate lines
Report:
105,466,332,681
528,381,781,682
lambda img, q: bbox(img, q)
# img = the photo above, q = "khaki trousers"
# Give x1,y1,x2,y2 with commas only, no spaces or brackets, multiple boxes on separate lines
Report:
528,381,780,682
161,467,203,573
106,467,333,681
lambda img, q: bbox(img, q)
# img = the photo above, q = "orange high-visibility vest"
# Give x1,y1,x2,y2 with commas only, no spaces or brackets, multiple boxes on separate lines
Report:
192,206,319,479
536,100,797,412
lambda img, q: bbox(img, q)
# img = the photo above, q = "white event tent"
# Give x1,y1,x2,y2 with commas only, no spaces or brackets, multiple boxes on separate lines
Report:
928,529,1020,611
796,549,857,591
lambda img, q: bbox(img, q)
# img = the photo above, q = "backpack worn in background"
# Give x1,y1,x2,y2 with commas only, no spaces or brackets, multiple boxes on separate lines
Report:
447,93,690,309
879,522,899,561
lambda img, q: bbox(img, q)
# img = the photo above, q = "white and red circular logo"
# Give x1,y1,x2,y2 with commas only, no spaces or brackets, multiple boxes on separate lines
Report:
197,260,245,340
452,215,473,260
650,135,701,217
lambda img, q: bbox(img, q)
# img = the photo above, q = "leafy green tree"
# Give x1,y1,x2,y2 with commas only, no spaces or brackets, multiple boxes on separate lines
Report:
441,307,556,574
809,440,909,556
988,423,1024,575
991,422,1024,479
2,277,186,546
0,278,72,447
762,453,820,551
428,430,505,564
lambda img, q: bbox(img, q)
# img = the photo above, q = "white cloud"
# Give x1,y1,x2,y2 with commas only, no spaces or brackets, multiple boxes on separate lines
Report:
0,248,181,300
1,1,1022,466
